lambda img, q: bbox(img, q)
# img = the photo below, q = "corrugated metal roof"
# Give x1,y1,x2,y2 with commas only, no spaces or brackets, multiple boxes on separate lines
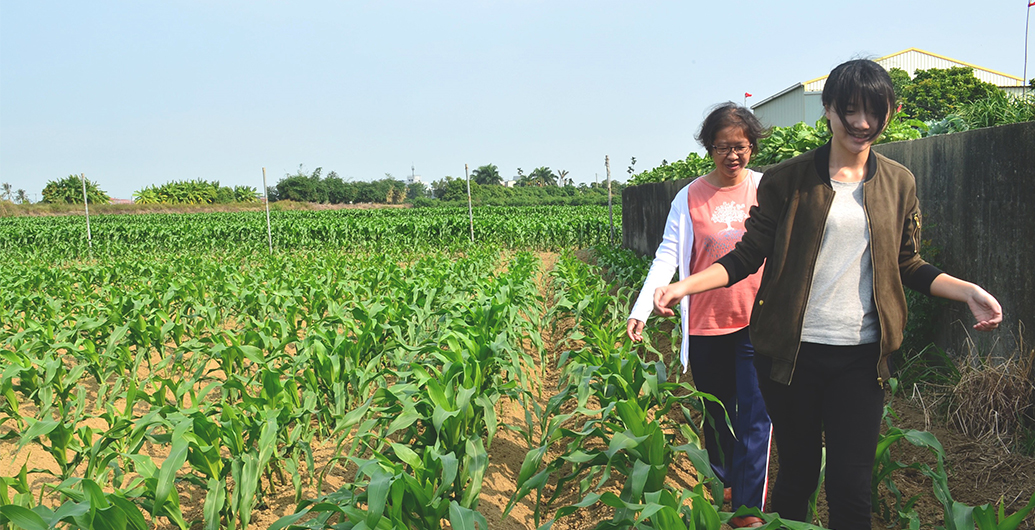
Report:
802,48,1024,92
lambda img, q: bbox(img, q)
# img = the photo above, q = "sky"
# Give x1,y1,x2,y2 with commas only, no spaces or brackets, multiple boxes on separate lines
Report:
1,1,1032,201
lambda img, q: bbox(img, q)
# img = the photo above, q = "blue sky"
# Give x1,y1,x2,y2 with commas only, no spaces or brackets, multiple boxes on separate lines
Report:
2,1,1031,201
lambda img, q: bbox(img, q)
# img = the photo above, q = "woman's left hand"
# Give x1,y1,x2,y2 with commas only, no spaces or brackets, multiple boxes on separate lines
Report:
966,286,1003,331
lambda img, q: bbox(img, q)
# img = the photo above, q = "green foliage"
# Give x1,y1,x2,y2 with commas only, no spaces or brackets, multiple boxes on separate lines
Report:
470,164,502,186
926,114,971,136
419,180,622,207
41,175,110,204
506,252,727,528
0,244,547,530
630,112,926,185
899,67,1004,122
132,179,256,205
524,166,557,187
926,92,1034,137
752,119,831,167
267,166,407,204
627,153,713,186
0,206,621,257
888,67,912,100
957,91,1035,129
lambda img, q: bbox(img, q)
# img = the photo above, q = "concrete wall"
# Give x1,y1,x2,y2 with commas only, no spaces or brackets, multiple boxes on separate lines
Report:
622,121,1035,358
873,121,1035,358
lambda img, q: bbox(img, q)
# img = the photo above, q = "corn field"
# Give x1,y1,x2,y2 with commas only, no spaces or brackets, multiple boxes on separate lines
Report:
1,206,1033,530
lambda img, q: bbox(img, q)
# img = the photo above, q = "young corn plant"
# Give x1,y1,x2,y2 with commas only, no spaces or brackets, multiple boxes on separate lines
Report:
509,253,727,529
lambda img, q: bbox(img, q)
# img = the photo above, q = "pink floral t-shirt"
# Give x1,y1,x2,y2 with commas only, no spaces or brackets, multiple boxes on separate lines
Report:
686,172,764,335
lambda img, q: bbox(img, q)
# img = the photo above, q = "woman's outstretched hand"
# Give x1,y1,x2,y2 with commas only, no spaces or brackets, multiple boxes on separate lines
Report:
930,274,1002,332
627,319,645,342
966,286,1002,331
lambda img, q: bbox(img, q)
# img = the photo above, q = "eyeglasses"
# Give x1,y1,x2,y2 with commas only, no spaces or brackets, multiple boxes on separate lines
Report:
711,145,751,156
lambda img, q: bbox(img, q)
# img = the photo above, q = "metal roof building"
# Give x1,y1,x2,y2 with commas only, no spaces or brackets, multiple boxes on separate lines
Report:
751,48,1026,128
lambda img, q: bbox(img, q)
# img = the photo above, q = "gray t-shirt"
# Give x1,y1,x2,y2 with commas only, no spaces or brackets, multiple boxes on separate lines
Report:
801,179,880,345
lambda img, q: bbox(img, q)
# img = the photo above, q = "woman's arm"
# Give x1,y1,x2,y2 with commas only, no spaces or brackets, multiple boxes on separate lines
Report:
627,188,691,340
652,262,730,317
929,273,1002,331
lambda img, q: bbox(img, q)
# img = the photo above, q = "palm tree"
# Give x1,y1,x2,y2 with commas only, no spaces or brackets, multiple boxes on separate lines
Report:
530,166,555,187
14,189,28,204
471,164,502,186
1,183,11,201
555,169,570,186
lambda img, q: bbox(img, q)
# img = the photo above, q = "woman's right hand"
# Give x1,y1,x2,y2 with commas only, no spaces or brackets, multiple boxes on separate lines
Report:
653,282,688,317
652,263,731,317
627,319,645,342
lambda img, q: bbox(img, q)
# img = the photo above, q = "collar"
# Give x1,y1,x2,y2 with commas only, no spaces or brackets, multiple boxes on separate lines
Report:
813,142,877,185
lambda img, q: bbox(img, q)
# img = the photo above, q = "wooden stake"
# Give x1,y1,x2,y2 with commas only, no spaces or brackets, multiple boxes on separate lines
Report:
605,156,614,245
465,163,474,242
263,167,273,254
81,173,92,249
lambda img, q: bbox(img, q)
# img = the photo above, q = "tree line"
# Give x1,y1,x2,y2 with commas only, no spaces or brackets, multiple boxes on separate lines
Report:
267,164,623,207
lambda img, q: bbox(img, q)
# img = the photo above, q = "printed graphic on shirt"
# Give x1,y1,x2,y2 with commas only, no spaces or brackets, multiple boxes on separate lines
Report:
706,201,748,259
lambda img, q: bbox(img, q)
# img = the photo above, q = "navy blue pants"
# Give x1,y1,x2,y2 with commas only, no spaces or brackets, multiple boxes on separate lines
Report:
688,328,772,511
754,342,884,530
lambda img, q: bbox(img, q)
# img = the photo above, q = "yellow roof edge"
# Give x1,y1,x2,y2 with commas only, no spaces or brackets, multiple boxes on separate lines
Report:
878,47,1024,83
802,73,828,86
801,48,1023,87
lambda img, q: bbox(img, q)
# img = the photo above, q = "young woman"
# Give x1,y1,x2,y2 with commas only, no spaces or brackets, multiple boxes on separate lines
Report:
653,60,1002,530
628,102,772,529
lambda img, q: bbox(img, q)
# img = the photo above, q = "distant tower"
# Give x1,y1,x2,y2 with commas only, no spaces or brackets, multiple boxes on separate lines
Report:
408,163,422,185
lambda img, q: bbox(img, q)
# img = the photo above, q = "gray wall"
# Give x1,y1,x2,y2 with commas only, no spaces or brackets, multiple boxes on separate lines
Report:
753,86,825,128
622,121,1035,359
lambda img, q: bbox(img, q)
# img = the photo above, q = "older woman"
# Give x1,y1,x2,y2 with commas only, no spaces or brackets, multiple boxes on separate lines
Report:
628,102,772,528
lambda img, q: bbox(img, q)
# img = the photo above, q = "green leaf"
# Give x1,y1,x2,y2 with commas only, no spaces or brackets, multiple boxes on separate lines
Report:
109,497,148,530
448,501,487,530
390,443,422,471
460,438,488,509
154,420,190,520
202,478,226,530
0,506,49,530
18,418,58,450
92,505,129,530
365,466,393,528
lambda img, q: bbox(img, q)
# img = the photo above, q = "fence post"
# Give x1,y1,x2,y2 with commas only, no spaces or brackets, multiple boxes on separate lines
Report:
466,163,474,243
263,167,272,254
81,173,92,250
606,156,614,245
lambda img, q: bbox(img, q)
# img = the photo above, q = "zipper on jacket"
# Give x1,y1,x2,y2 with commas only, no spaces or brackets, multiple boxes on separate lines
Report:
788,189,835,385
862,181,886,389
911,212,921,255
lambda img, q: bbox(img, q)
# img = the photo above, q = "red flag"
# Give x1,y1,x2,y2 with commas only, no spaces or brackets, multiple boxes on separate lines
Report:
1030,1,1034,6
745,92,753,98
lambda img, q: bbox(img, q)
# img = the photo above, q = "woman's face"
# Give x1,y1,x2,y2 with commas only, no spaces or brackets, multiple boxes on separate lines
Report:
710,126,752,182
825,102,886,156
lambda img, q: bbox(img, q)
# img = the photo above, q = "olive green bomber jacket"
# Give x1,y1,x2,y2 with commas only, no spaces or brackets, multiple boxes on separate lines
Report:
716,143,944,386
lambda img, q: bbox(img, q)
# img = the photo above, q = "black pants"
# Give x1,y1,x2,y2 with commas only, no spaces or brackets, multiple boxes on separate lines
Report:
754,342,884,530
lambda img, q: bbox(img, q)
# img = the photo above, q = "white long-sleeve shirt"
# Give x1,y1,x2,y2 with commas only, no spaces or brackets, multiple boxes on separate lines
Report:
629,185,695,372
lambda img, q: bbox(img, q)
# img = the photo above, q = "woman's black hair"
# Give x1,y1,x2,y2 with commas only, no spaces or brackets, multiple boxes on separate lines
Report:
695,102,768,155
822,59,896,142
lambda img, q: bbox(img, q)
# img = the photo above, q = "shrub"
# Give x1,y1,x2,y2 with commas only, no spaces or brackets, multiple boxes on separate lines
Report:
41,175,110,204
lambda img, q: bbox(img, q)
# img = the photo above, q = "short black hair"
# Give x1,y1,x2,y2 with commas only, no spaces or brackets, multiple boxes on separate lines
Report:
822,59,896,142
695,102,768,155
